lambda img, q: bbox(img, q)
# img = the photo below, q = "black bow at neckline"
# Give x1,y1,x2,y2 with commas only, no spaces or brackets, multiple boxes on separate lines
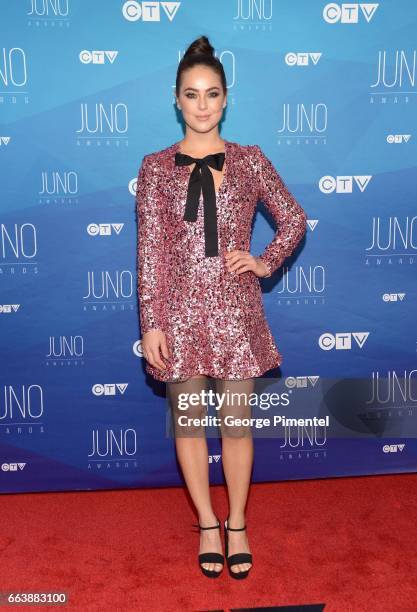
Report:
174,148,226,257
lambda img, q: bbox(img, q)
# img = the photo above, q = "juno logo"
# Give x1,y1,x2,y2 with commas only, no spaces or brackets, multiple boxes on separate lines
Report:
122,1,181,22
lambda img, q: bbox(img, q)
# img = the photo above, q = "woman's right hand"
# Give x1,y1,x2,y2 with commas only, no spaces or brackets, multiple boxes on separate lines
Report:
141,329,170,371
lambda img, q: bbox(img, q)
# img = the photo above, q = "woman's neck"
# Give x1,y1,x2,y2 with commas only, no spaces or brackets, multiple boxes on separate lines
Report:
179,134,226,156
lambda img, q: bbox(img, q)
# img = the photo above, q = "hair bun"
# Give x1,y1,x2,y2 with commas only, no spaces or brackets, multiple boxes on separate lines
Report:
184,35,214,59
175,34,227,96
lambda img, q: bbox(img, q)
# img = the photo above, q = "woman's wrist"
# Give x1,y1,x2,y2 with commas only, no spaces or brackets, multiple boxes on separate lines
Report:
254,256,271,278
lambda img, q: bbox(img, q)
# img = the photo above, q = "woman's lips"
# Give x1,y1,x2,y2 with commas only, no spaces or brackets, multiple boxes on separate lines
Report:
196,115,210,120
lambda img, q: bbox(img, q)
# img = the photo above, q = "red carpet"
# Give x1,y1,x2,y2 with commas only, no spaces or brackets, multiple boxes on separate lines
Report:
2,474,417,611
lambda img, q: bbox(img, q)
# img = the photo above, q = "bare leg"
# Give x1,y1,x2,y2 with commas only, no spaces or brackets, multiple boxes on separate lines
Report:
167,375,222,573
217,377,255,575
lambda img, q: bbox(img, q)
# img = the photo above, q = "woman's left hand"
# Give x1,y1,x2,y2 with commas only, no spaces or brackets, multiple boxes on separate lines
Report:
225,250,270,278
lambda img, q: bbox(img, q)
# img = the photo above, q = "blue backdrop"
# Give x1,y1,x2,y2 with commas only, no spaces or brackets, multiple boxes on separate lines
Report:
1,0,416,494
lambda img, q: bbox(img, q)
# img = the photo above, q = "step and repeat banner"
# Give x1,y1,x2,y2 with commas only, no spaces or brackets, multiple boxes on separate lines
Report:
1,1,416,494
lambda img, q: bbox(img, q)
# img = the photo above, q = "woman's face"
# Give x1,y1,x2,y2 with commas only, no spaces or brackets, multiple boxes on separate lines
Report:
176,64,227,135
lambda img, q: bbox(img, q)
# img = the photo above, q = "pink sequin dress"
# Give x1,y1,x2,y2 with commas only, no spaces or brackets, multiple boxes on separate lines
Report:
136,139,307,382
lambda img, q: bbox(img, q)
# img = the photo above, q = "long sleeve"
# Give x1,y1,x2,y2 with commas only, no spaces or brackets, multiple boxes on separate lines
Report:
254,144,307,277
136,154,166,334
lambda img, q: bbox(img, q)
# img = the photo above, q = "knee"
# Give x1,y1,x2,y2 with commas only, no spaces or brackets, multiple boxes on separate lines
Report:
172,396,207,437
220,417,252,439
173,401,206,421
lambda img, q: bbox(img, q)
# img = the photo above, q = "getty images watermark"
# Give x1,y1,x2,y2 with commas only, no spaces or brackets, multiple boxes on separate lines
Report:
173,388,328,427
164,375,417,439
165,377,330,438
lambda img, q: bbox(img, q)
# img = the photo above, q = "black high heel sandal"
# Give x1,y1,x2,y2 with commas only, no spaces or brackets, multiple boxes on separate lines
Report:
192,516,224,578
224,517,253,579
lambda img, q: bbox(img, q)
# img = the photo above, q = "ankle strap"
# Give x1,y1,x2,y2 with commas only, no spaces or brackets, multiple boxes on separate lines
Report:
192,517,220,531
225,519,246,531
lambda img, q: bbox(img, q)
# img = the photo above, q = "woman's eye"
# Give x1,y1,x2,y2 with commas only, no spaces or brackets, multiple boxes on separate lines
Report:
184,92,219,99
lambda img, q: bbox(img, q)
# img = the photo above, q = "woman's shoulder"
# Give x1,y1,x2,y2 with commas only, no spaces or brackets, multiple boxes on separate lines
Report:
232,140,259,149
138,142,178,175
225,139,259,151
230,140,263,159
238,142,273,166
141,142,175,163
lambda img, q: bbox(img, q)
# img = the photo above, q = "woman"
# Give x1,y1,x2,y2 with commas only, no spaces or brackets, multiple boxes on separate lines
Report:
136,35,307,579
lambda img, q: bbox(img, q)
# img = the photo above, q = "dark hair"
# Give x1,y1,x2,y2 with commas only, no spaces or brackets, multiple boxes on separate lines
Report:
175,35,227,96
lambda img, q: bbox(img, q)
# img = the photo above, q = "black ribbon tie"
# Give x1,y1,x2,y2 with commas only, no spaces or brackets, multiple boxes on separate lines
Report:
174,151,225,257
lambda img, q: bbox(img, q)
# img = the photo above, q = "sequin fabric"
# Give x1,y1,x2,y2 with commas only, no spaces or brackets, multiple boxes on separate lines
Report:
136,140,307,382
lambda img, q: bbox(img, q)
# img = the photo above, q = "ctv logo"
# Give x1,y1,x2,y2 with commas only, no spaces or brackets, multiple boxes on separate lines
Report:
209,455,221,463
92,384,129,396
323,3,379,23
122,1,181,22
0,304,20,314
134,339,144,358
319,175,372,193
87,223,124,236
383,444,405,453
319,332,369,351
79,50,118,64
382,293,405,302
285,52,322,66
386,134,411,144
285,376,320,389
2,463,26,471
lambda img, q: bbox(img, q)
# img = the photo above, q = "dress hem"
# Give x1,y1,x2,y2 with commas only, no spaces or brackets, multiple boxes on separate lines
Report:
145,356,283,383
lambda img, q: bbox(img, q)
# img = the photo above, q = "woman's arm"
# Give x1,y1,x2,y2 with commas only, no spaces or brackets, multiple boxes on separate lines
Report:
136,154,166,334
254,144,307,277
